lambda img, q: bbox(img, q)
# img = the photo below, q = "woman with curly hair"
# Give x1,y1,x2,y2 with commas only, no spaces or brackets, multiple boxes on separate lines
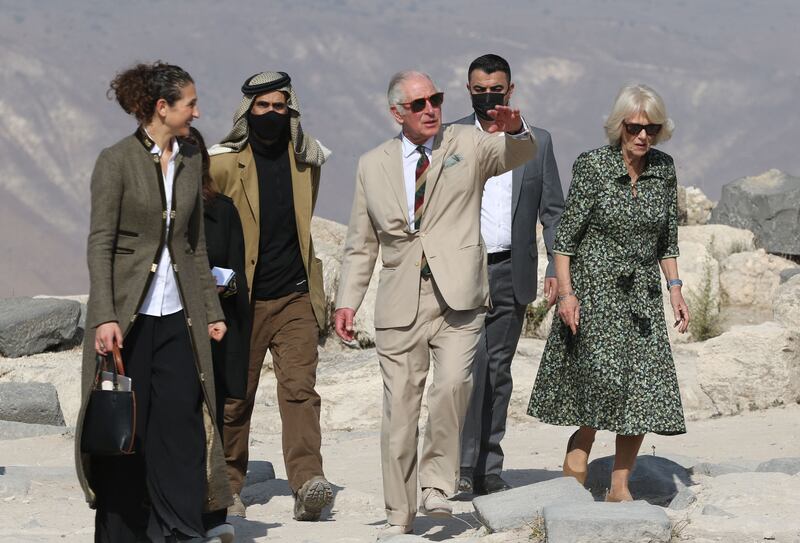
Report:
75,61,232,542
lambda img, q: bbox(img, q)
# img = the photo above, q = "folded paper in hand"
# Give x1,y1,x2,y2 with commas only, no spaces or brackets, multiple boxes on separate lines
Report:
211,267,236,288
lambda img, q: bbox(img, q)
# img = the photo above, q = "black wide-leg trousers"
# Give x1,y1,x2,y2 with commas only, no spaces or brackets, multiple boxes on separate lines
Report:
92,311,206,543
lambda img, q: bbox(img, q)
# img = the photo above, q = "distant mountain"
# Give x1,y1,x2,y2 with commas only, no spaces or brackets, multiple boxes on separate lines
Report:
1,0,798,297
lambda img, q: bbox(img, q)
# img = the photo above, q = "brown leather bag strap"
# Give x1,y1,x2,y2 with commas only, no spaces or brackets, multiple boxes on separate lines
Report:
111,344,126,377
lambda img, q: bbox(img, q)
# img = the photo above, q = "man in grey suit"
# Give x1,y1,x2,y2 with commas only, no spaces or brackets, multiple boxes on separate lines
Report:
455,54,565,495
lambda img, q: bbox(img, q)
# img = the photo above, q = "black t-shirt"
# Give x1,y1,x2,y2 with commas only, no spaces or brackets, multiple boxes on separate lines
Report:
249,135,308,301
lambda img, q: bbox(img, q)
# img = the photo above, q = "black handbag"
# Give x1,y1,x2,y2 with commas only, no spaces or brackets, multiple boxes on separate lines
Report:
80,345,137,455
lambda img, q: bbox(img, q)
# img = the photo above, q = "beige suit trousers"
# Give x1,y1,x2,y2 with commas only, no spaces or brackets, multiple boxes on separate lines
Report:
375,276,486,526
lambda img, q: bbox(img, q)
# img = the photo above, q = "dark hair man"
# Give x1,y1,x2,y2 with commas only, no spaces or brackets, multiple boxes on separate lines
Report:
455,54,565,495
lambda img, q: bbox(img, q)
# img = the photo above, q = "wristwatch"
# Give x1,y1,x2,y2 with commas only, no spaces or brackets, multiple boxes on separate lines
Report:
667,278,683,289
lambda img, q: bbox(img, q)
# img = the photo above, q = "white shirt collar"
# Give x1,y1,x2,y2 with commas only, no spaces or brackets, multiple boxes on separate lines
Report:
474,114,506,136
400,133,434,158
143,127,180,160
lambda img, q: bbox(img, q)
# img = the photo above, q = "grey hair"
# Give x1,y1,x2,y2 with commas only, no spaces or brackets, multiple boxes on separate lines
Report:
387,70,436,109
604,84,675,146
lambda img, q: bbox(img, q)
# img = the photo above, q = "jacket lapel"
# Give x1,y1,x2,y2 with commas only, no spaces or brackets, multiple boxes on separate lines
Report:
237,145,259,225
512,165,523,220
381,137,411,228
289,145,312,262
419,129,451,219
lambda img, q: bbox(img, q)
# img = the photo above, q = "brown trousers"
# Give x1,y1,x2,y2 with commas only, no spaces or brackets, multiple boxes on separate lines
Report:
222,291,324,494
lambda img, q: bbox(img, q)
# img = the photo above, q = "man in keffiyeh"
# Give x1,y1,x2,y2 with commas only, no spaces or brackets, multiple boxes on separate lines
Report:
209,71,333,522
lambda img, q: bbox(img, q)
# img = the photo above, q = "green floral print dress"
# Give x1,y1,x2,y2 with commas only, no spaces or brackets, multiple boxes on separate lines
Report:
527,145,686,435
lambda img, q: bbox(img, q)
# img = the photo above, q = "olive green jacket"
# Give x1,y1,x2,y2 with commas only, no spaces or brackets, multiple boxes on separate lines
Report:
209,142,327,330
75,129,231,512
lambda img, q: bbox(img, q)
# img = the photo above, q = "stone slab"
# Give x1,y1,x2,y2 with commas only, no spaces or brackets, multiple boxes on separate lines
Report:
0,382,65,425
691,462,750,477
543,501,671,543
0,419,69,440
755,457,800,475
0,297,81,357
473,476,593,532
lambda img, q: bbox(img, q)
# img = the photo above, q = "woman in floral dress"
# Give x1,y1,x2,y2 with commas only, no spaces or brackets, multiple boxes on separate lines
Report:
527,84,690,502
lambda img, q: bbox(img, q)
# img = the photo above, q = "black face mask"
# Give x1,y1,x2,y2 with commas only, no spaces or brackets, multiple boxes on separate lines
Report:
247,110,289,141
471,92,507,121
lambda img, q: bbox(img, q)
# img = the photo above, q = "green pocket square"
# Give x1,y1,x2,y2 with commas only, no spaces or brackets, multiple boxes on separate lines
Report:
443,154,463,168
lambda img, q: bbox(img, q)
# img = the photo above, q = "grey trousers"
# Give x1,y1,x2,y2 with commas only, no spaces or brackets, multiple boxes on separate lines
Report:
460,258,527,477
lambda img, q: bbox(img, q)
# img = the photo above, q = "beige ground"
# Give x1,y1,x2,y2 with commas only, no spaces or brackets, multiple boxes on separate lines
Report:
1,359,799,542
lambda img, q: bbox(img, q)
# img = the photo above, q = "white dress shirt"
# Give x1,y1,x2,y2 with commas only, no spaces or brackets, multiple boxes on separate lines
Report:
138,134,183,317
400,121,531,234
400,134,434,229
476,118,514,254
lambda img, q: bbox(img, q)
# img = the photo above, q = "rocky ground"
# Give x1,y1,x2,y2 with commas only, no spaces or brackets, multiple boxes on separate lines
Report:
2,338,800,542
2,182,800,541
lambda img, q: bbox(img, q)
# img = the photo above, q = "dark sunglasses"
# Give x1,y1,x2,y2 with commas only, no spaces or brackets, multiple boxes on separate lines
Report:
398,92,445,113
624,122,662,136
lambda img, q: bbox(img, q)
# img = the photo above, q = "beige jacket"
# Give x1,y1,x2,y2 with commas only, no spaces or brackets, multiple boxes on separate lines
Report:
336,124,536,328
209,142,326,329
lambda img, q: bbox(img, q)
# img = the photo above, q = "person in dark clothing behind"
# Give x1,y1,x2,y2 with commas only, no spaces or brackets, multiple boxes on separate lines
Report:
186,127,251,542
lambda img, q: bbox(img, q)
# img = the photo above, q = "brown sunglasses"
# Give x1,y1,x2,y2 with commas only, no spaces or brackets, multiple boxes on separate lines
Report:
398,92,445,113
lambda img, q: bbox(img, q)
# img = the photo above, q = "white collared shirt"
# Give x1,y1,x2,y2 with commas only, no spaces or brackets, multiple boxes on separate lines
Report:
138,133,183,317
400,134,434,229
476,117,513,253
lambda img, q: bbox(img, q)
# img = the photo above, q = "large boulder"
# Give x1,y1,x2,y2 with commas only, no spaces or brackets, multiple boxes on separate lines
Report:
711,169,800,257
718,249,796,307
677,224,755,262
677,185,688,225
311,216,379,347
0,297,81,357
684,186,715,225
0,382,65,425
694,322,800,416
773,274,800,331
585,455,692,505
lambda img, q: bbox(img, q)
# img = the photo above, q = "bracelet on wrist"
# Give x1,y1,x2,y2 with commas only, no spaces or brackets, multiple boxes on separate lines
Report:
557,291,576,302
667,278,683,290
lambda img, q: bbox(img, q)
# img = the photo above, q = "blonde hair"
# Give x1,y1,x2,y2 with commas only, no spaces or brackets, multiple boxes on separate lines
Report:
604,84,674,146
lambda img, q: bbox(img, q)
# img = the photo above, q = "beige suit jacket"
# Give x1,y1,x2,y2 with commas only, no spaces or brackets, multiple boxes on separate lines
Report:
209,143,327,330
336,124,536,329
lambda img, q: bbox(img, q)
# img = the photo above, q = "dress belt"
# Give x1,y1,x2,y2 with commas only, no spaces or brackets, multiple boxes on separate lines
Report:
487,250,512,265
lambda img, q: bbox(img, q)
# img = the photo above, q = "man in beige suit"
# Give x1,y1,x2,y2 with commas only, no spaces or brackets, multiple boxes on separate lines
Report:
334,71,536,539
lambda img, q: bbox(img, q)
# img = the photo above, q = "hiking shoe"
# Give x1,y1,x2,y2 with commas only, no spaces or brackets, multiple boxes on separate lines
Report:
293,476,334,521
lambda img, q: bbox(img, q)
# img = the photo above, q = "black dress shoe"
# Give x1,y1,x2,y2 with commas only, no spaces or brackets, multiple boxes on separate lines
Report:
458,467,474,494
474,474,512,495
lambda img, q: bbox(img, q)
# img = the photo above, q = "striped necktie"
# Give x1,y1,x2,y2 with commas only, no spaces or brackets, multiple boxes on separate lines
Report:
414,145,431,276
413,145,429,230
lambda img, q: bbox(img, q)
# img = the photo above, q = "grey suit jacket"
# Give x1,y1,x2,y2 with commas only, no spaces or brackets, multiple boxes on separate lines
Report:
453,114,565,305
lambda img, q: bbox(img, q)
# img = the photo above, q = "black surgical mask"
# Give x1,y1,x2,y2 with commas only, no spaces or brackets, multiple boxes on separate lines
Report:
248,110,289,142
471,92,506,121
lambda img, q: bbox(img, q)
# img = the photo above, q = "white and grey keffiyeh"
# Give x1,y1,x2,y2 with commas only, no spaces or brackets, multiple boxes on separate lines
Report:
211,71,330,166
